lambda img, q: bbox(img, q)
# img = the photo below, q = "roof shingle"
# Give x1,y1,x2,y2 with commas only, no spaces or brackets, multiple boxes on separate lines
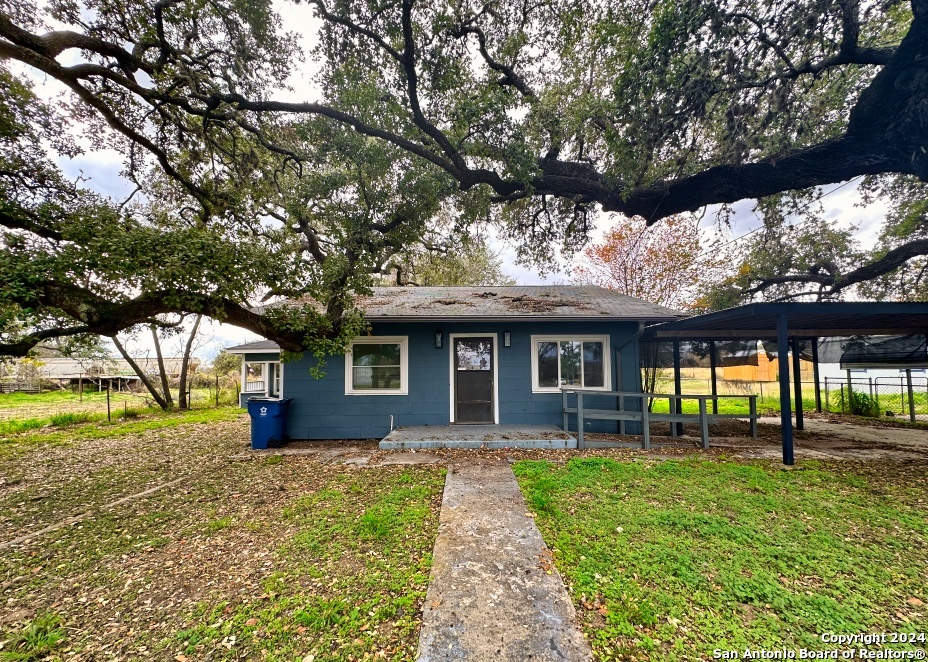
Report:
228,287,681,351
332,286,680,321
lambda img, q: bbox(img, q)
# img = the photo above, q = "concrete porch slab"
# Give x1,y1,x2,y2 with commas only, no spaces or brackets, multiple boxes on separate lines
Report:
379,424,577,450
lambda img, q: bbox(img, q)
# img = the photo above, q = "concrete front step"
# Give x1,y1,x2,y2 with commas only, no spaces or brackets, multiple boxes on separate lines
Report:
379,438,577,450
379,424,577,450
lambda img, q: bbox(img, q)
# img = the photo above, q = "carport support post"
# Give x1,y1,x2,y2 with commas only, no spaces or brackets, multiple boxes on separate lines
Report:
791,337,804,430
673,340,683,436
811,338,822,412
777,314,794,465
907,368,916,423
709,340,719,414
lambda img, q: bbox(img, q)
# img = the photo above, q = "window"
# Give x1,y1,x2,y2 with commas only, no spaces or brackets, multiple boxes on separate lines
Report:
243,361,282,395
531,335,609,392
345,337,408,395
243,362,265,392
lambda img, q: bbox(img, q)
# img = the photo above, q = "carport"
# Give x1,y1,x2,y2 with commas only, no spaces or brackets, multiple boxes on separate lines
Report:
641,302,928,465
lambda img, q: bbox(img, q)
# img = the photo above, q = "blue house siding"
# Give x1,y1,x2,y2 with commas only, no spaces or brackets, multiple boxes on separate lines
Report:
245,321,642,440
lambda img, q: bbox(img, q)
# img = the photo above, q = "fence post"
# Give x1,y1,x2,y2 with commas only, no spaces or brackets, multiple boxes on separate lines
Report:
846,370,853,414
907,369,916,423
824,377,830,412
749,395,758,437
215,375,220,407
106,380,111,422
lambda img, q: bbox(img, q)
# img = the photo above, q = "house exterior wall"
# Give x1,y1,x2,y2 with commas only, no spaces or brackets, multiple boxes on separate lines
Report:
238,352,283,408
241,321,642,440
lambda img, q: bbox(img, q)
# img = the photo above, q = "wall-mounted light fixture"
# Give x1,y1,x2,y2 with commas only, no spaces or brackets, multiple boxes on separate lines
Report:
503,331,511,347
435,331,443,349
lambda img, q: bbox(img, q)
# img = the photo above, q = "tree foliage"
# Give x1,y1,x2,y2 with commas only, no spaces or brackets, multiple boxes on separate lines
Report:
1,0,928,351
572,215,725,310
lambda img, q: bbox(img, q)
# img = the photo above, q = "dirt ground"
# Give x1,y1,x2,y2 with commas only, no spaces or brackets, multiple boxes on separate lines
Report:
226,413,928,466
579,415,928,462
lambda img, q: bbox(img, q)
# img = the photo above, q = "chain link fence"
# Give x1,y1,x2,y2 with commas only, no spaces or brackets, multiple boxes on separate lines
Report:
822,375,928,419
650,373,928,420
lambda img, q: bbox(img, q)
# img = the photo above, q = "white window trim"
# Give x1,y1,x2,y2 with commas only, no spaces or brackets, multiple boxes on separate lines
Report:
345,336,409,396
530,335,611,393
242,360,269,394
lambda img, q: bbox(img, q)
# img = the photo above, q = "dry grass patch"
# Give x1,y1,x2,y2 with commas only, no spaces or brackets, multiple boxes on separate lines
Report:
0,419,444,661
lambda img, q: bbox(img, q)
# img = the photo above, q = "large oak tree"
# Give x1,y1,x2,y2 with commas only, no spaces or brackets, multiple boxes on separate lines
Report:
1,0,928,355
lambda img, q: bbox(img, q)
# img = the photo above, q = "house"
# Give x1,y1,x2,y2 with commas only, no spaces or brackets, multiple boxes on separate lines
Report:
225,286,680,440
0,356,200,392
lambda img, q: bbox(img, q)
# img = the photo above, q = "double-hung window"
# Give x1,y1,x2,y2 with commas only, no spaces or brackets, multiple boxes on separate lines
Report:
345,337,408,395
531,335,609,392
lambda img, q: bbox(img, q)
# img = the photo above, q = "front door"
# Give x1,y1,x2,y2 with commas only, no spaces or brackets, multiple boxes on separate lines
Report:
454,337,494,423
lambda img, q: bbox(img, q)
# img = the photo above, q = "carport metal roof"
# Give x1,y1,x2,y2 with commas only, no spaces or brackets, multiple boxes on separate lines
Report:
640,301,928,466
641,301,928,341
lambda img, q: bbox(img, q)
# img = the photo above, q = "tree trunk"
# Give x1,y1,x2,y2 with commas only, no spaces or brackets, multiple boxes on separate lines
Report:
178,315,202,410
151,324,174,409
112,336,170,410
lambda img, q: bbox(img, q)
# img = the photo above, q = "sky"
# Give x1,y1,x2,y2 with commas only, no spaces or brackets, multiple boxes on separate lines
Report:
18,1,892,362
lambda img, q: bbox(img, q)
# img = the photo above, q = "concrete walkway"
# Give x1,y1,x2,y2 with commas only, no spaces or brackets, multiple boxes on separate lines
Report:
417,459,591,661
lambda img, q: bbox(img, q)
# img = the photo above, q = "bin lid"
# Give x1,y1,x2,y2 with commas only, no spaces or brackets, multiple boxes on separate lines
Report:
247,397,283,401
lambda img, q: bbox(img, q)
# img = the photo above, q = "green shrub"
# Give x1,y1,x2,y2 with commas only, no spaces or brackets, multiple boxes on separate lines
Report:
845,389,879,417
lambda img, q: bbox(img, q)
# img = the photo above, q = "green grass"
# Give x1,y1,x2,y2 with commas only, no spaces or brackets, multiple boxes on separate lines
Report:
514,457,928,661
0,418,45,435
48,411,93,426
0,406,243,459
0,387,236,409
0,612,66,661
648,394,797,416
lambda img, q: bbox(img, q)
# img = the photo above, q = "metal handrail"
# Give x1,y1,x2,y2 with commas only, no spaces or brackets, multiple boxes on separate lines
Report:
561,389,758,450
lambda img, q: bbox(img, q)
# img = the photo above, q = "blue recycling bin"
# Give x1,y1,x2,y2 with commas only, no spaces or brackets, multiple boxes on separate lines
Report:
246,397,292,449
